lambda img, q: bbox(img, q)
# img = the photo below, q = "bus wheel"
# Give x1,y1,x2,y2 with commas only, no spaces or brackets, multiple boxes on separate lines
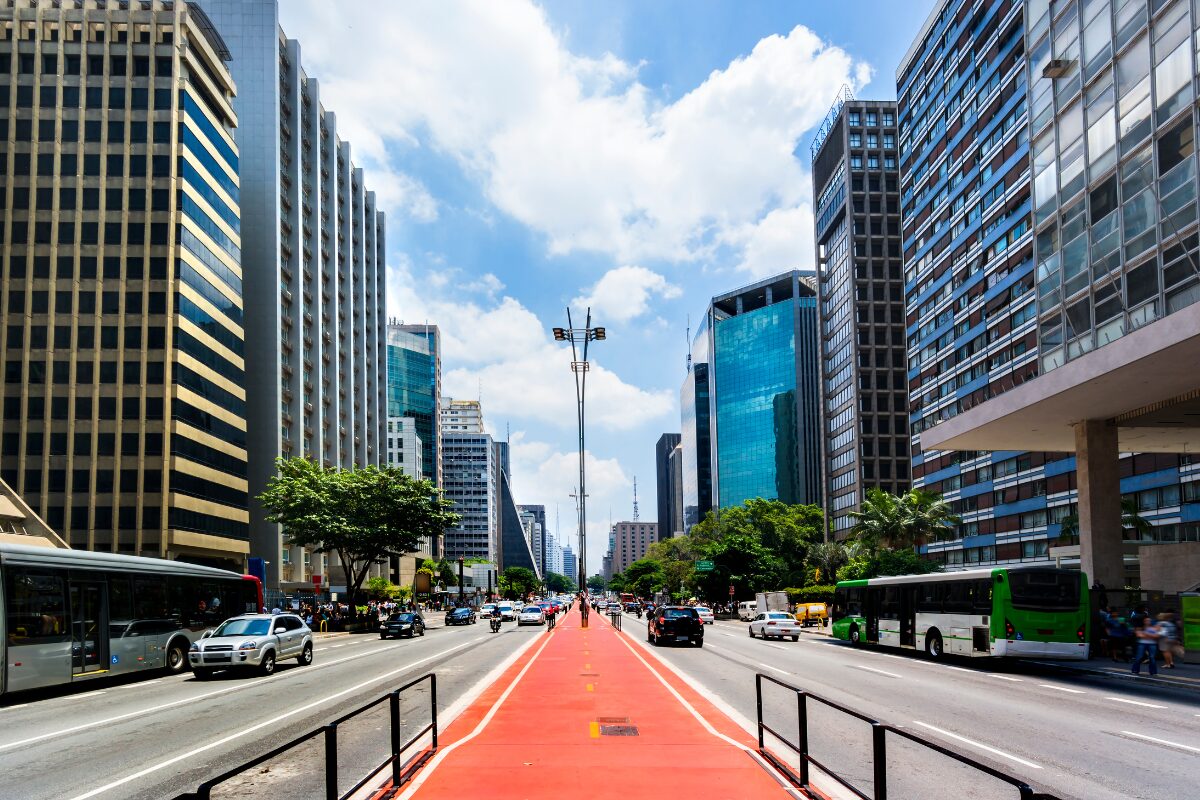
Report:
926,631,944,660
849,625,860,645
165,640,188,674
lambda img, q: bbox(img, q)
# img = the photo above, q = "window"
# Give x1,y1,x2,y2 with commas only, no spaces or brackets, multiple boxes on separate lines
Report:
4,570,69,644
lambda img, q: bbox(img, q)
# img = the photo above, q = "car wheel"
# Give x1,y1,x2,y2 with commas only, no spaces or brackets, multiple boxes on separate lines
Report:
792,635,800,642
647,626,653,643
260,651,276,676
419,626,425,637
926,631,944,661
298,642,313,666
380,633,388,639
193,667,212,680
165,640,188,674
849,625,861,645
748,626,755,638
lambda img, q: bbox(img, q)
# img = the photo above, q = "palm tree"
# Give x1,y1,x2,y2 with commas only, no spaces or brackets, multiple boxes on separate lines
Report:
849,488,906,555
897,488,960,549
1057,497,1153,541
849,488,959,554
807,541,850,584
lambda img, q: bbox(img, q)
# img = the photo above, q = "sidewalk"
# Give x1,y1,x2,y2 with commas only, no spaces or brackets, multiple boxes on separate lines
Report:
391,611,794,800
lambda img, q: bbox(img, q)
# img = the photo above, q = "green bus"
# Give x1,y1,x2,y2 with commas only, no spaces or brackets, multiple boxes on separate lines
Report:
831,566,1089,660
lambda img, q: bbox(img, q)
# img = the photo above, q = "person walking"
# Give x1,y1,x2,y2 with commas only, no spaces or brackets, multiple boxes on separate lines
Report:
1131,615,1162,675
1156,612,1181,669
579,592,590,628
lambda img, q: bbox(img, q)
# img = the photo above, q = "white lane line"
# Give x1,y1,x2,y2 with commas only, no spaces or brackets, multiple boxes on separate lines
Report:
0,639,410,753
758,661,791,675
913,721,1042,770
1039,684,1086,694
987,674,1023,682
853,664,902,679
1120,731,1200,754
1107,697,1168,709
761,642,789,651
66,637,481,800
939,664,974,673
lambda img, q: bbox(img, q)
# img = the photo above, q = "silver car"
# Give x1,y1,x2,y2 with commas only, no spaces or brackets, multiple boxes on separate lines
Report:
189,613,313,678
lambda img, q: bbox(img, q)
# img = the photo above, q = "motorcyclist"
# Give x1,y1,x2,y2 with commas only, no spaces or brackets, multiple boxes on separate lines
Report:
489,605,502,633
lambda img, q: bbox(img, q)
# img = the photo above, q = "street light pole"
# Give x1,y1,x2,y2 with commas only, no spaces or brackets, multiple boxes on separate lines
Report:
554,310,605,595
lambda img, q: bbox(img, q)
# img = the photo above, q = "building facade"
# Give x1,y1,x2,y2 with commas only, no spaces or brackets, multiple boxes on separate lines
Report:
561,545,576,587
386,322,440,485
385,416,422,478
517,503,547,574
811,96,911,538
610,520,658,575
705,271,823,510
0,0,250,568
654,432,681,540
440,397,483,434
441,430,496,561
197,0,387,590
680,324,713,531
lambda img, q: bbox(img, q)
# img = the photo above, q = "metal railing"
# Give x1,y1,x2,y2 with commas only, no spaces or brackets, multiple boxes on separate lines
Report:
175,673,437,800
754,673,1061,800
609,609,622,631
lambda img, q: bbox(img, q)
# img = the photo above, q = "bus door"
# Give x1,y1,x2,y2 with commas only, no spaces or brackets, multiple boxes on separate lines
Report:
69,580,108,675
900,586,916,647
865,588,880,643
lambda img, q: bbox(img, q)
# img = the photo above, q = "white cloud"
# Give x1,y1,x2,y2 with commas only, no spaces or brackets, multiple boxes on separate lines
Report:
723,204,817,278
572,265,681,323
387,257,674,433
280,1,870,269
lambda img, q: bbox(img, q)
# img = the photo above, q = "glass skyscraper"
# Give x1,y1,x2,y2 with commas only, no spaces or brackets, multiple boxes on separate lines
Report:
386,322,441,486
680,321,712,530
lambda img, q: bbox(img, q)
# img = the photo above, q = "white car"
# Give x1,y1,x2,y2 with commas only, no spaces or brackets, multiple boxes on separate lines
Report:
498,602,517,621
749,611,802,641
518,605,546,626
480,603,497,617
189,613,313,678
695,606,715,625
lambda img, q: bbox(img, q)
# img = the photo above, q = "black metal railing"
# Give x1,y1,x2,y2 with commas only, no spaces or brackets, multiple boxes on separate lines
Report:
754,674,1061,800
176,673,437,800
609,610,622,631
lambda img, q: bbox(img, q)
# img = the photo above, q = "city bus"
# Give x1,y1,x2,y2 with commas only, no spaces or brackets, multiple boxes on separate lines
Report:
1,541,262,695
831,566,1089,660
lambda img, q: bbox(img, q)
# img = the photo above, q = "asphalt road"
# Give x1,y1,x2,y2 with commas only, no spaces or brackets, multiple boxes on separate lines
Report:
617,613,1200,800
0,616,542,800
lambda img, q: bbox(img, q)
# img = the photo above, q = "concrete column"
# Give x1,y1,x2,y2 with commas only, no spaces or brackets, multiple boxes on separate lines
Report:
1075,419,1124,591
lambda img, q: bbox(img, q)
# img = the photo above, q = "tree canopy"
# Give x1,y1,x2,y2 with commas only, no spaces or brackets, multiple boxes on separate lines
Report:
498,566,539,600
544,571,575,593
849,488,959,554
586,574,607,592
259,458,458,610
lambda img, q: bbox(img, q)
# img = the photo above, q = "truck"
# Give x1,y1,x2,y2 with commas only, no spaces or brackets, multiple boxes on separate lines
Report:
756,591,790,615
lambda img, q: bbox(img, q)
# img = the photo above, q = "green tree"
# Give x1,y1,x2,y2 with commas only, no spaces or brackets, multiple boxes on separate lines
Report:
437,559,459,587
806,541,850,585
586,574,607,592
623,558,666,598
850,488,958,554
836,548,940,581
364,576,399,599
691,500,823,586
694,531,785,602
258,458,458,611
544,571,575,593
606,572,626,593
1057,497,1153,541
498,566,539,600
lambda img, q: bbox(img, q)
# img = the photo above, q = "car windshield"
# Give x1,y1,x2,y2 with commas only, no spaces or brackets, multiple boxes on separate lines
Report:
696,607,711,613
451,608,470,615
213,618,271,637
388,614,415,622
663,609,697,618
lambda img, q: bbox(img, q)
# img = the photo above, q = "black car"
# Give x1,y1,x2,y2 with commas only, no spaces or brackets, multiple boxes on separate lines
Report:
647,606,703,647
380,612,425,639
445,607,477,626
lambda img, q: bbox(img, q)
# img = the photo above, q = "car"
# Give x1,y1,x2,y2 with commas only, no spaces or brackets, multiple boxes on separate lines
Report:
380,612,426,639
480,603,498,618
189,613,313,678
737,601,758,621
749,611,802,641
694,606,715,625
445,607,477,626
536,602,555,617
624,602,640,613
518,606,546,626
498,602,517,621
647,606,704,647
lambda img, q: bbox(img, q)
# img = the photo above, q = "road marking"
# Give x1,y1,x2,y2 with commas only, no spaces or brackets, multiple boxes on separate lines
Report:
1038,684,1086,694
853,664,902,679
1107,697,1168,709
65,637,482,800
48,690,108,702
760,642,790,650
589,721,600,738
1120,731,1200,754
913,721,1042,770
586,683,594,692
939,664,973,673
757,661,790,675
987,674,1023,682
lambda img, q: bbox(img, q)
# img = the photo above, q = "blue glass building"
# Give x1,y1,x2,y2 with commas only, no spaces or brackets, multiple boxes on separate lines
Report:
386,323,441,486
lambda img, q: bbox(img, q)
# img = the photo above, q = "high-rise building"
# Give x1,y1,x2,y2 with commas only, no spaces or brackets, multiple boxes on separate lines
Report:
561,545,577,587
680,325,713,531
386,322,441,485
440,430,497,561
610,520,658,574
497,462,538,577
518,503,547,573
0,0,250,568
385,417,422,479
912,0,1200,591
667,443,684,538
654,433,681,540
197,0,387,591
440,398,483,434
701,271,823,510
811,95,911,537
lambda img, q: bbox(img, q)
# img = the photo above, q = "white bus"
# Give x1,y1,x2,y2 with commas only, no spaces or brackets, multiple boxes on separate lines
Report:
1,542,262,694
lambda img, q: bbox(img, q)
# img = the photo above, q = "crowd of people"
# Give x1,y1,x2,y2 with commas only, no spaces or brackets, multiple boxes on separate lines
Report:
1099,605,1185,675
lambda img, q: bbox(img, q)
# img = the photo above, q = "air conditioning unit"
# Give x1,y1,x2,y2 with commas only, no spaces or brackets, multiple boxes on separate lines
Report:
1042,59,1074,78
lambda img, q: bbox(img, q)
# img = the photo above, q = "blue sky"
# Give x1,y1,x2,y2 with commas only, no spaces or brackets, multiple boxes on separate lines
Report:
280,0,934,573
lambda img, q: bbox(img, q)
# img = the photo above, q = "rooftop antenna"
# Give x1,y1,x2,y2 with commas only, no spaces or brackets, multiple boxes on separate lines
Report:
685,314,692,373
632,476,640,521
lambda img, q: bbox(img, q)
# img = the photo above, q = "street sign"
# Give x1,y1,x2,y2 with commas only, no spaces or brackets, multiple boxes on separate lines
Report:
695,560,714,572
312,574,322,586
728,585,735,597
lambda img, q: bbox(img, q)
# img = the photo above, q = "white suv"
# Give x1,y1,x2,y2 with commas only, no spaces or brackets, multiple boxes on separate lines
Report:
189,613,313,678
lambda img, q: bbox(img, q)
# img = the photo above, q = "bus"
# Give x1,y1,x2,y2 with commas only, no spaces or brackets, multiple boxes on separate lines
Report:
831,566,1089,660
1,541,263,695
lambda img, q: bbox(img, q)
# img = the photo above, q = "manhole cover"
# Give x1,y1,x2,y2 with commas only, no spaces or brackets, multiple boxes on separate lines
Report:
594,716,629,724
600,724,639,736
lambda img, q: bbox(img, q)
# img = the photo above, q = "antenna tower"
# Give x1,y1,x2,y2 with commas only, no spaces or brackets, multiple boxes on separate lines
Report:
632,476,639,521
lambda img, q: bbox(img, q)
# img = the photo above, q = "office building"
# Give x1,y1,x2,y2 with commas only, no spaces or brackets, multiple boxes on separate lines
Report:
699,271,822,510
0,0,250,568
654,433,682,540
441,430,497,561
197,0,387,590
518,503,547,573
680,326,713,531
913,0,1200,591
610,520,657,574
497,461,538,577
441,397,483,434
385,416,422,479
561,545,577,587
811,95,911,537
386,322,441,485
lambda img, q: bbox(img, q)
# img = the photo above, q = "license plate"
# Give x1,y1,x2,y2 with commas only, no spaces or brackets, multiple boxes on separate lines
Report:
676,635,690,641
205,654,231,663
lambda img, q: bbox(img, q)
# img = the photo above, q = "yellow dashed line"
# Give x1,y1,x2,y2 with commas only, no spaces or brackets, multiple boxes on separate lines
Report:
589,721,600,738
586,683,594,692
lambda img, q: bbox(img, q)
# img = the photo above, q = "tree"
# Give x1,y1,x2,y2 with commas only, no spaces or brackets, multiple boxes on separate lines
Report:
498,566,539,600
364,576,399,599
544,571,575,593
606,572,626,593
901,489,959,548
806,541,850,585
586,574,607,593
691,500,824,586
1057,498,1153,541
623,558,666,598
836,548,940,581
437,559,459,587
850,488,959,554
259,458,459,612
693,531,785,602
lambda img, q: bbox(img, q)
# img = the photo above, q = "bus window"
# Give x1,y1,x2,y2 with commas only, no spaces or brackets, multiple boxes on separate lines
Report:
844,588,863,617
5,570,69,644
133,577,172,631
1008,570,1080,611
108,575,134,636
944,582,972,614
972,580,993,614
917,583,944,614
879,587,900,619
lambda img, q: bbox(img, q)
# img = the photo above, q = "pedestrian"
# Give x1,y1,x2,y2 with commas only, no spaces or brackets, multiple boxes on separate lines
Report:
1156,612,1182,669
1131,616,1161,676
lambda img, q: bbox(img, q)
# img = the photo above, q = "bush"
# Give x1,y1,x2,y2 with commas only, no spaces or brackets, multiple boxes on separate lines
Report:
785,585,835,604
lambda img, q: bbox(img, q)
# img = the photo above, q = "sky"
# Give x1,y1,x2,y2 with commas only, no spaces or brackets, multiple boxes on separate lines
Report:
278,0,936,575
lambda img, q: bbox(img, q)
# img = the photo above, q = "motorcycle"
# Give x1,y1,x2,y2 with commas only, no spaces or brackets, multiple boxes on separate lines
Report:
635,607,643,619
490,616,502,633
